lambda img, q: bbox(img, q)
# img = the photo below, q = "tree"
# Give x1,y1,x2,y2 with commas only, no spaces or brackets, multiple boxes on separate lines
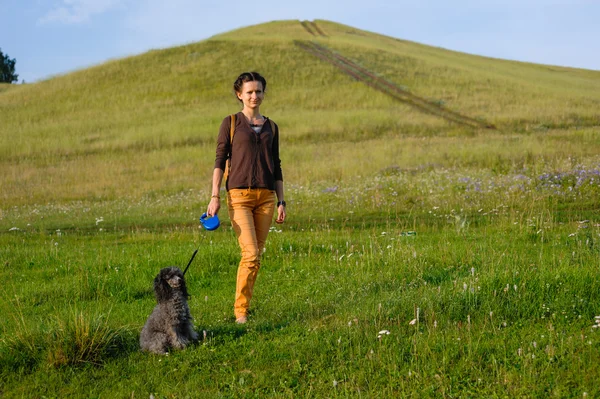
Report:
1,48,19,83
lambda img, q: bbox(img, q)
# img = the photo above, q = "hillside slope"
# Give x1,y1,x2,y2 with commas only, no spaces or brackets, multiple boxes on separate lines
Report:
217,20,600,128
1,20,599,205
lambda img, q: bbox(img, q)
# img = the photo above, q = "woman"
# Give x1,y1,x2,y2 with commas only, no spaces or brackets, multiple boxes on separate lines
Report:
206,71,286,324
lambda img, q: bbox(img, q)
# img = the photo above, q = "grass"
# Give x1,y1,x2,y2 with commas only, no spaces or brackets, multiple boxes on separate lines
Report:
2,196,600,397
1,19,600,398
2,153,600,397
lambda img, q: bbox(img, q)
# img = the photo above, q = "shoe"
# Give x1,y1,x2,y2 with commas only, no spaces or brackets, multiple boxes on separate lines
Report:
235,316,248,324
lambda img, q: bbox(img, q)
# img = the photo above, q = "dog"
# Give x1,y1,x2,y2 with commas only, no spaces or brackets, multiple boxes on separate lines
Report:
140,267,198,354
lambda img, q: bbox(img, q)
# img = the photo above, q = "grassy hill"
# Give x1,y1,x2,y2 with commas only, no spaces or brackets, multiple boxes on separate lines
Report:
1,19,599,207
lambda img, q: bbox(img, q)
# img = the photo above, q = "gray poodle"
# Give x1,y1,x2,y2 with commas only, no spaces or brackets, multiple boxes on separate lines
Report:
140,267,199,354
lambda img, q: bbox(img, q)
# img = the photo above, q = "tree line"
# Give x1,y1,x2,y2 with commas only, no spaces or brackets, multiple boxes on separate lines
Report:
1,48,19,83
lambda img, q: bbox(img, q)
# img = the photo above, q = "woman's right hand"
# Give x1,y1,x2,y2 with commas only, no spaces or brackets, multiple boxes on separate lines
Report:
206,197,221,217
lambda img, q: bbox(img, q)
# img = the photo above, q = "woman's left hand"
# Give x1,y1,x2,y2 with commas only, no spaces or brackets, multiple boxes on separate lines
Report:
276,204,286,224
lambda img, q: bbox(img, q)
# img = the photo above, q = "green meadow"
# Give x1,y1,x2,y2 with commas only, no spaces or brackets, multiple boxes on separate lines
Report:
1,19,600,397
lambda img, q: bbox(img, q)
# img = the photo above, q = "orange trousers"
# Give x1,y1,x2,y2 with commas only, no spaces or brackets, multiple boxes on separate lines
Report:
227,188,276,318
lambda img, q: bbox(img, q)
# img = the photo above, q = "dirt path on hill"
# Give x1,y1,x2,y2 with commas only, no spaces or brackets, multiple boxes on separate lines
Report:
300,20,327,37
294,38,495,130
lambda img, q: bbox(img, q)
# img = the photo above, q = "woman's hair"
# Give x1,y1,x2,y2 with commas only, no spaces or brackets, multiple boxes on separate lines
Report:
233,72,267,102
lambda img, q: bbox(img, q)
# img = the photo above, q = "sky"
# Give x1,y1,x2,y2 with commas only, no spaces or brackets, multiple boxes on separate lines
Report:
2,0,599,83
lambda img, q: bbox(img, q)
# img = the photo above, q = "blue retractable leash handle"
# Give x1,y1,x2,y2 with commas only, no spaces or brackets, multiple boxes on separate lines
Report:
183,213,220,276
199,213,220,231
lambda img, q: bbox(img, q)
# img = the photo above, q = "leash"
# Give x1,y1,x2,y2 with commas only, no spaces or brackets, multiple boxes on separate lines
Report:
183,248,199,276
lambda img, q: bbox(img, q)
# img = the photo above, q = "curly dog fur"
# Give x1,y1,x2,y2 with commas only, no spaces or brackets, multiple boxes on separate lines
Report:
140,267,198,354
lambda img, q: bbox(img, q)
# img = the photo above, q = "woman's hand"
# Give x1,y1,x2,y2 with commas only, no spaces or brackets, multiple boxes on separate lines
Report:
206,197,221,217
276,204,286,224
275,181,285,224
207,169,224,217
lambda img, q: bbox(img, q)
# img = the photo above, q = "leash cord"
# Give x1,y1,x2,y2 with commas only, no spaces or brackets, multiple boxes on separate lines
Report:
183,248,199,276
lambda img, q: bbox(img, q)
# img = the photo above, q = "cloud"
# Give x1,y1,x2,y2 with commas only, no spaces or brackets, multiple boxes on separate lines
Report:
38,0,124,24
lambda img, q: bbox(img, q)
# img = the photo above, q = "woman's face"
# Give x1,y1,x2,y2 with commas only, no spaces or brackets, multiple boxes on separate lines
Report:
236,81,264,110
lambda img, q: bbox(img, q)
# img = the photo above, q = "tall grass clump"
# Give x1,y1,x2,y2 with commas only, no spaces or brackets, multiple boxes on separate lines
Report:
0,306,135,373
45,309,135,368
